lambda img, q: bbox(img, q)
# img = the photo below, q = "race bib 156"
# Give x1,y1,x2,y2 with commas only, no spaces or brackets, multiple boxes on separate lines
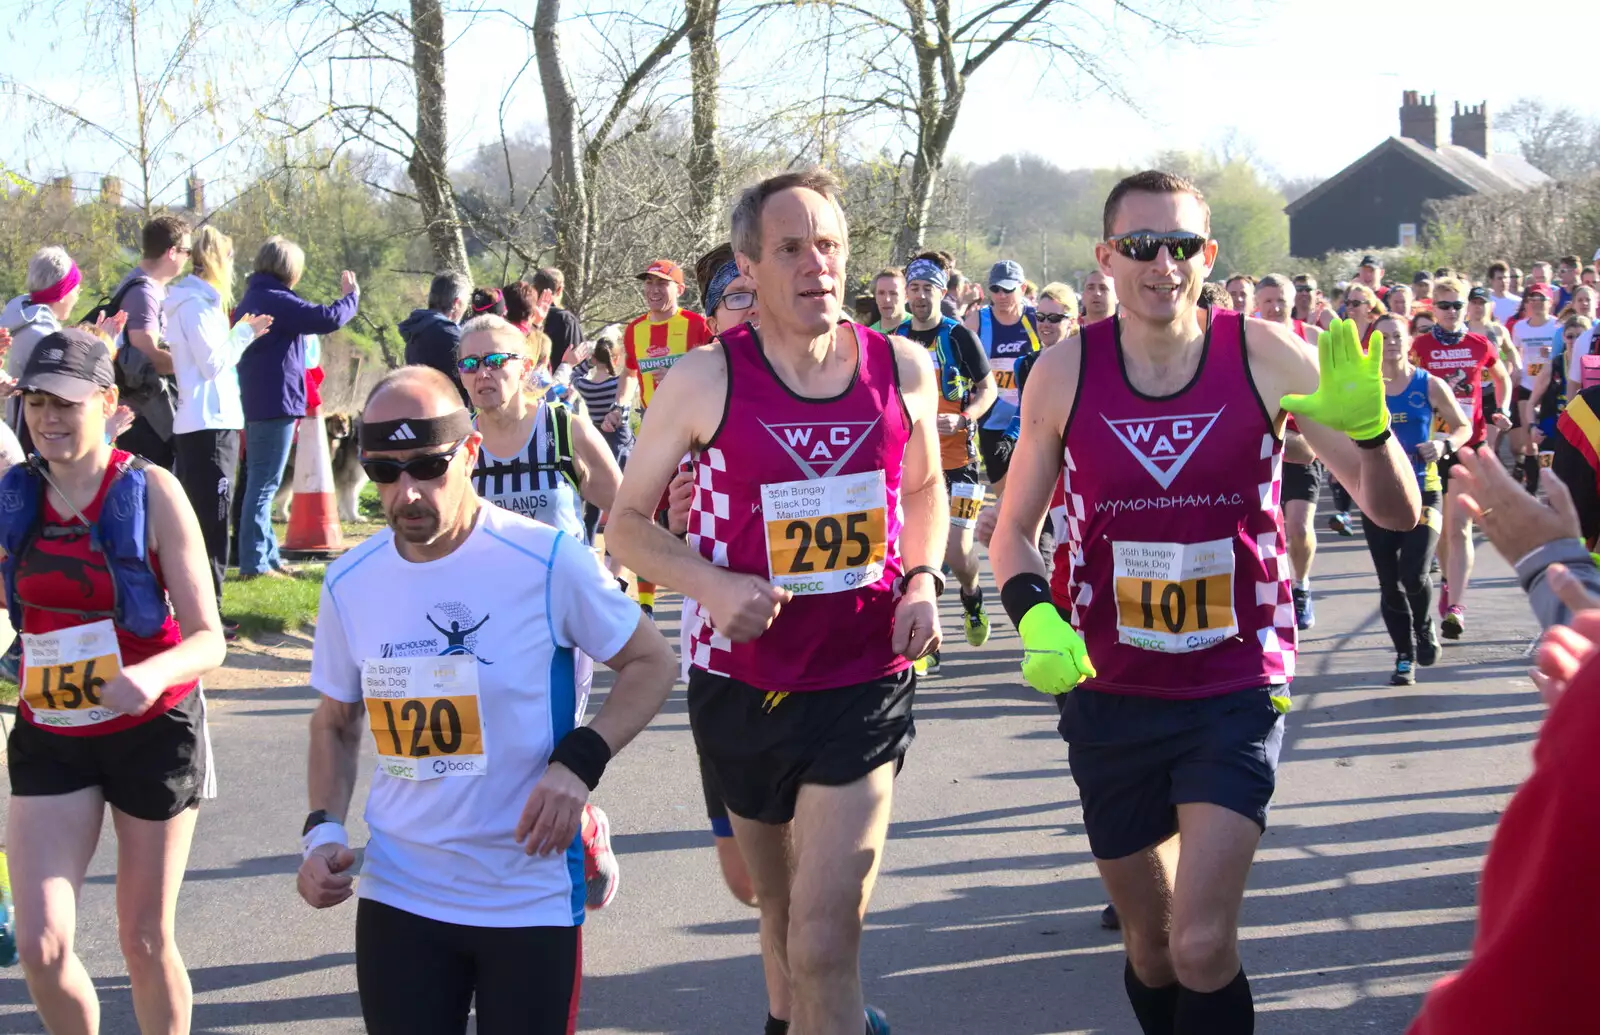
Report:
1112,538,1237,653
22,619,122,728
762,469,888,595
949,480,985,529
362,655,486,780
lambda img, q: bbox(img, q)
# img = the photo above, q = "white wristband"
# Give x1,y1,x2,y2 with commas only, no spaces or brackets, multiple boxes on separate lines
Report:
301,821,349,859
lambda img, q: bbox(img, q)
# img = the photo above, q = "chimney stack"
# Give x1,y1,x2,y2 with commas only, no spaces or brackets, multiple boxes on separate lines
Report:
186,173,204,215
1399,90,1439,149
100,175,122,208
49,176,74,204
1451,101,1491,158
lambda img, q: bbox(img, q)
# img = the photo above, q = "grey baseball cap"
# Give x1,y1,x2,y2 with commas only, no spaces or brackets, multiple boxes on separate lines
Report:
18,328,115,402
988,259,1025,291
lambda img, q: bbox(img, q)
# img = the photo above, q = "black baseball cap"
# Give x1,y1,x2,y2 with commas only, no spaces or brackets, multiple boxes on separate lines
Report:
1359,254,1380,268
1412,270,1432,284
1468,286,1490,302
18,328,115,402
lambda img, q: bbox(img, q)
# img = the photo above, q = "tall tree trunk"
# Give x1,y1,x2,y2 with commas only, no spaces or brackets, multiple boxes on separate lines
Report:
534,0,590,315
409,0,469,273
685,0,722,255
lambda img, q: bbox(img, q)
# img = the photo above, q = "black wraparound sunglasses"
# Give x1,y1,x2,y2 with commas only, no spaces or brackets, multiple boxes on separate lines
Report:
1107,231,1210,263
362,439,469,484
1035,312,1072,324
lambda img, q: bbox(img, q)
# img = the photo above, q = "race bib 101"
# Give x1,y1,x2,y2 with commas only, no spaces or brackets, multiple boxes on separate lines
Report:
21,619,122,728
1112,538,1237,653
362,655,486,781
762,469,888,595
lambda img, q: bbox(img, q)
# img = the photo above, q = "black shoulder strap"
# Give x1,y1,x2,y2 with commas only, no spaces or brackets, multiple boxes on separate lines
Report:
107,274,150,315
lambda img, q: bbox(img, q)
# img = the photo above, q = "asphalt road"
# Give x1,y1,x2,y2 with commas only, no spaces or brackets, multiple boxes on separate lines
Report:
0,520,1545,1034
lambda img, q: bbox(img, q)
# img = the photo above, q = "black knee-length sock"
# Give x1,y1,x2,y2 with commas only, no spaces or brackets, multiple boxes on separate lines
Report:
1175,967,1253,1034
1124,958,1179,1035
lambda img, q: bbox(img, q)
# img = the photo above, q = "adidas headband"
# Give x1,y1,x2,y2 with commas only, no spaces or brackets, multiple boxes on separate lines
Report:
360,409,474,452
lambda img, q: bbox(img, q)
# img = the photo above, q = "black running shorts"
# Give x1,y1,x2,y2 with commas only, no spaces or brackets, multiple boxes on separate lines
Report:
943,462,983,492
977,427,1016,485
1511,384,1532,429
8,688,210,822
688,666,916,825
1056,684,1285,861
1280,459,1324,506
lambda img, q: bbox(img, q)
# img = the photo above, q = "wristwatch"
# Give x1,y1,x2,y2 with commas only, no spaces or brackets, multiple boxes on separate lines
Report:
900,564,947,597
302,809,338,835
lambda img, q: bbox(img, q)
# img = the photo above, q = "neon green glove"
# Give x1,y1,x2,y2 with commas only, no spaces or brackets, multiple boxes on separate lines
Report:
1279,318,1390,441
1018,602,1096,695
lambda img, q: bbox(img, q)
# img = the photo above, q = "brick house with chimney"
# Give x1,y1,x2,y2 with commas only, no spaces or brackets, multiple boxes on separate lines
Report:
1286,92,1550,257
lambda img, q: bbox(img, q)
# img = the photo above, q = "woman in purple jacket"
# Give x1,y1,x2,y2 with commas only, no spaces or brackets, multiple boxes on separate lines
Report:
233,237,359,578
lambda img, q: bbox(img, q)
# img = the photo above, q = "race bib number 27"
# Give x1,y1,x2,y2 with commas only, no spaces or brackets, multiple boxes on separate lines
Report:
22,619,122,728
362,655,487,780
1112,539,1237,653
762,469,888,595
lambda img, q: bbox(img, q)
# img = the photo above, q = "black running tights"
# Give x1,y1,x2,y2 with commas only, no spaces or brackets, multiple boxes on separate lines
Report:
1361,496,1440,657
356,898,581,1035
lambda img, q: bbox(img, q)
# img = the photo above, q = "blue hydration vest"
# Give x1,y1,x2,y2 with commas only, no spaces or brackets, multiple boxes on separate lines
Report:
0,456,171,638
977,307,1040,436
896,316,974,404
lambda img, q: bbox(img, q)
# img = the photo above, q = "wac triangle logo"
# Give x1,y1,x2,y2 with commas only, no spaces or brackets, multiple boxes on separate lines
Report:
1102,408,1224,490
761,417,881,479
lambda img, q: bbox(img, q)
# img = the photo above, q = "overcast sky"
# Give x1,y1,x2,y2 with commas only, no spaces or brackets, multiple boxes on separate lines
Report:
3,0,1598,205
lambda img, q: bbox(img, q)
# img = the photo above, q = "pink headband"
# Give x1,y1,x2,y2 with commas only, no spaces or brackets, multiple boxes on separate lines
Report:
29,263,81,306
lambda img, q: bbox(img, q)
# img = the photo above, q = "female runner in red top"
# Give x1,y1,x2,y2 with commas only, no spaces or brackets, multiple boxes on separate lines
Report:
3,326,225,1034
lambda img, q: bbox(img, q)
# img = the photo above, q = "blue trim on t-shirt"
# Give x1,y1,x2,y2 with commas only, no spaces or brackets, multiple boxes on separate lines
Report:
324,532,392,595
538,535,586,926
482,524,555,569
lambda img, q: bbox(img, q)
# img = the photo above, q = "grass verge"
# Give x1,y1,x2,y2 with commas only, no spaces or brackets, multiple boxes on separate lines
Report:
222,566,327,640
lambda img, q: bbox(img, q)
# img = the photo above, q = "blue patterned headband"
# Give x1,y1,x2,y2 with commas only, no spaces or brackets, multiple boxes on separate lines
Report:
704,260,741,316
905,258,948,291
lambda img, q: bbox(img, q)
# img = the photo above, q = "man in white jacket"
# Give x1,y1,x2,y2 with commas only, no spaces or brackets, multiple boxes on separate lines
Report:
164,226,271,618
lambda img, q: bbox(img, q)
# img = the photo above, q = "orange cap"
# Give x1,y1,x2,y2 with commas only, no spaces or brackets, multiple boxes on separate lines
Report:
636,259,685,286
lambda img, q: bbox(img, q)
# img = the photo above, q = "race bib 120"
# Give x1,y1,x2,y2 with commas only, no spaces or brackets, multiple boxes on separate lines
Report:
1112,538,1237,653
362,655,486,780
21,619,122,728
762,469,888,595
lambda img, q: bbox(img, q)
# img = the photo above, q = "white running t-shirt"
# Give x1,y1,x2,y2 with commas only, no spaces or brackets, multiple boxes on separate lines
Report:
1513,318,1561,390
310,503,639,928
1491,293,1521,325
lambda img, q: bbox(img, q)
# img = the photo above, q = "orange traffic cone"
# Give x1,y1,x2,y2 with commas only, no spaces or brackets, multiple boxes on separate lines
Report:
283,415,344,555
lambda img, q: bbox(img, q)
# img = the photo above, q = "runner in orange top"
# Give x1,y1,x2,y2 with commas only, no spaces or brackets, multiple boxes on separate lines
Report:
614,259,712,616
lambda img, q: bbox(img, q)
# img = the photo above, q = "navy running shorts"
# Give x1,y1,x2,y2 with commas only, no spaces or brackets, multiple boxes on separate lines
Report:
1056,684,1285,861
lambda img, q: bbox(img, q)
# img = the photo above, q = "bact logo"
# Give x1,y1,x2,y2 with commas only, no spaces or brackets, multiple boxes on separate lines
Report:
1103,409,1224,490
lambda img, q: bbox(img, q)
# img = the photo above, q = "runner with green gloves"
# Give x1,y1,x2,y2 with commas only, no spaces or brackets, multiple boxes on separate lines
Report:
991,170,1419,1035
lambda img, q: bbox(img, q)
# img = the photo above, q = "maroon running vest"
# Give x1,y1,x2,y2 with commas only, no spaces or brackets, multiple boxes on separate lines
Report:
1050,310,1295,698
684,322,911,692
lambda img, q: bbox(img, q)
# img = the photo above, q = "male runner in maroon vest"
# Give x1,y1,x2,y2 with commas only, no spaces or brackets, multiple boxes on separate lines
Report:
990,170,1421,1034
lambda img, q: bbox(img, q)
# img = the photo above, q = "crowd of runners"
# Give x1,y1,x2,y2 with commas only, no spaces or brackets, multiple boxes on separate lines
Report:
0,166,1596,1035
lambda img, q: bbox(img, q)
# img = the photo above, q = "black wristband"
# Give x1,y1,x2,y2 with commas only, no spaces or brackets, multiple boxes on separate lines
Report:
548,726,613,791
1001,573,1054,629
302,809,338,836
899,564,945,597
1354,427,1392,450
